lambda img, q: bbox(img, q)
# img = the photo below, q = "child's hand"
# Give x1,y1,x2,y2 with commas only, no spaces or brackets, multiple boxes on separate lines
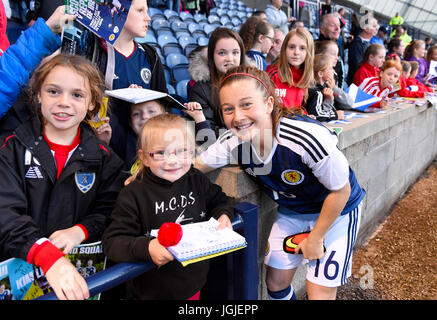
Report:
322,87,334,100
148,238,174,267
380,99,388,109
45,257,89,300
325,75,335,89
184,102,206,123
94,117,112,145
129,84,142,88
49,226,86,254
336,110,344,120
217,214,233,230
46,5,76,34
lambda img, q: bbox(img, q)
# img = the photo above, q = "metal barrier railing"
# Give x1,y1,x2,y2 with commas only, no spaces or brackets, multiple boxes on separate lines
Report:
35,202,259,300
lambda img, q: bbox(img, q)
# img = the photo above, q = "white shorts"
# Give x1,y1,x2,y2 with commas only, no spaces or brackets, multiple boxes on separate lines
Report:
264,203,362,287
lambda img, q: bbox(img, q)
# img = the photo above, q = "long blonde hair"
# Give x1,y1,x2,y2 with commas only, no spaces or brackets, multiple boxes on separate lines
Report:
276,27,314,88
131,114,196,180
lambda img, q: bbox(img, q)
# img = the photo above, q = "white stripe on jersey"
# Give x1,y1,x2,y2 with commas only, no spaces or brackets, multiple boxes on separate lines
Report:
359,76,391,98
278,117,332,163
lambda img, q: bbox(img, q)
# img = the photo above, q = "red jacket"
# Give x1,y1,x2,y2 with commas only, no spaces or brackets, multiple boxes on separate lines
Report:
397,75,425,98
353,62,380,87
0,0,10,56
405,77,433,93
267,64,307,112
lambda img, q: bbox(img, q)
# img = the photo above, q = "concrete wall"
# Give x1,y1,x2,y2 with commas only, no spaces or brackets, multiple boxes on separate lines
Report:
206,102,437,299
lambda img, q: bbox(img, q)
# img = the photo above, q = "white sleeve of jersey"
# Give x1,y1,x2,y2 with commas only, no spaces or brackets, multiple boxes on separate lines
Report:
301,125,350,191
199,130,237,168
307,149,350,191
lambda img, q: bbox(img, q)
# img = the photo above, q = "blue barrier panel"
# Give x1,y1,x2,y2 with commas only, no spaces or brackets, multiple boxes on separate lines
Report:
35,202,258,300
232,202,259,300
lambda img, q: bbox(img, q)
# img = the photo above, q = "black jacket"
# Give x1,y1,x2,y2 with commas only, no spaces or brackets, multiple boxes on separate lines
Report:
305,84,338,122
102,166,234,299
347,37,371,85
0,116,126,262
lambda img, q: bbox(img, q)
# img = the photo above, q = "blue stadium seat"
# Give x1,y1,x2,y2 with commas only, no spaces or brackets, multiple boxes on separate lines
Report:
166,53,190,83
166,53,189,69
208,15,220,24
178,35,198,55
231,17,242,27
158,34,183,56
204,24,218,36
220,16,231,25
152,19,171,33
164,9,179,22
176,79,190,102
188,22,202,33
167,83,176,94
157,34,178,47
236,11,246,19
163,65,171,84
172,65,190,82
148,7,165,20
171,21,188,33
179,11,195,24
193,13,208,23
175,30,191,39
135,32,157,45
197,36,209,46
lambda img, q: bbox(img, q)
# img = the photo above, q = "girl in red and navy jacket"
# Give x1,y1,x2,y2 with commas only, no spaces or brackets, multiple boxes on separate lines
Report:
0,54,126,300
359,59,402,108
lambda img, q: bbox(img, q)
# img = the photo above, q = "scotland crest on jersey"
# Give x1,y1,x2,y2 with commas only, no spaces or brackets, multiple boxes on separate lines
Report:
75,172,96,193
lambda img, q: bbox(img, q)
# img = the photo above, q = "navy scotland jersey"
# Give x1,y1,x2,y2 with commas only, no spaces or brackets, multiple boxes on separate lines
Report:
112,42,152,90
200,115,365,215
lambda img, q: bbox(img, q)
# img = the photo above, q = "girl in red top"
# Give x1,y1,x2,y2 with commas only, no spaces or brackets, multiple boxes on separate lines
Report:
398,61,426,98
352,44,386,87
267,28,314,113
406,60,433,93
359,59,402,109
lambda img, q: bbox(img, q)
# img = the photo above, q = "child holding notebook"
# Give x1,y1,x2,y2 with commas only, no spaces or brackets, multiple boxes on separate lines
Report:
102,113,234,300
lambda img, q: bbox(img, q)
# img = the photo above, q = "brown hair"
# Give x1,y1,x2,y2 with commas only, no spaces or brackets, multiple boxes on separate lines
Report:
360,43,385,64
426,44,437,61
28,53,104,122
401,60,411,73
132,113,196,180
313,54,333,79
238,16,274,53
276,28,314,89
314,40,337,55
219,65,298,137
404,40,425,60
409,60,419,73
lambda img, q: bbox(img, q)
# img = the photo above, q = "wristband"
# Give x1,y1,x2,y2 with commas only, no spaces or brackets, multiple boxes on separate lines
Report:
27,238,65,274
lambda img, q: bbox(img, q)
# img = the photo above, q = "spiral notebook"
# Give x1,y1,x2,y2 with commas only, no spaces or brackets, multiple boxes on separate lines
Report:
152,218,247,267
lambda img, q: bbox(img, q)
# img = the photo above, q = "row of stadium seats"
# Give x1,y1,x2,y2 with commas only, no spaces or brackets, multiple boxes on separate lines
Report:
136,5,252,100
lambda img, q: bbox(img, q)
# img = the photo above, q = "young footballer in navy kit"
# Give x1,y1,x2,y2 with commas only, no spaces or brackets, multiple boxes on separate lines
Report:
195,65,365,300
